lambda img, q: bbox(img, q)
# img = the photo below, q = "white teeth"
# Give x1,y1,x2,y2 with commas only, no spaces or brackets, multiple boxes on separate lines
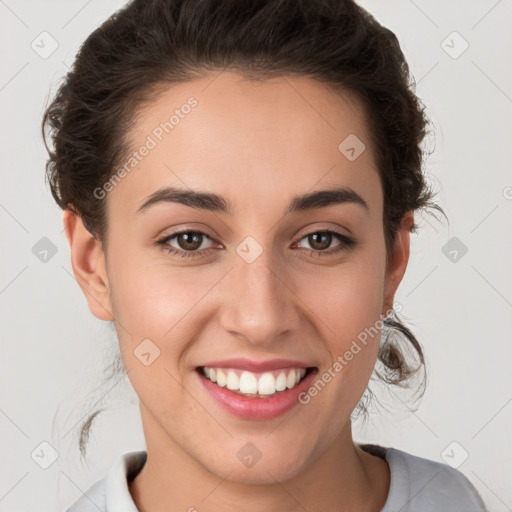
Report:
202,366,309,395
239,371,258,394
275,372,287,392
226,370,239,391
258,372,276,395
216,369,227,387
286,370,296,389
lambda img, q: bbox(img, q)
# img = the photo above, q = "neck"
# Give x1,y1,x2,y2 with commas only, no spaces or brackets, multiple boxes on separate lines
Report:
129,405,390,512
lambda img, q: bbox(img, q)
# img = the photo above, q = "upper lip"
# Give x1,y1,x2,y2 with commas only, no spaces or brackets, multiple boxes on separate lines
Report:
199,358,314,373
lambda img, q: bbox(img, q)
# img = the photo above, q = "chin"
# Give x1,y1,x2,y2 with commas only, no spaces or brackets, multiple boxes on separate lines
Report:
198,443,310,485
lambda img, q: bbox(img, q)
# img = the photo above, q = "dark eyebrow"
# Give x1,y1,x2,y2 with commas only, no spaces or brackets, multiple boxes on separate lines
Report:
136,185,369,216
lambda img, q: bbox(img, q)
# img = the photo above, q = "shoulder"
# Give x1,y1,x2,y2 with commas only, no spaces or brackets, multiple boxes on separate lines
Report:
382,446,488,512
64,451,146,512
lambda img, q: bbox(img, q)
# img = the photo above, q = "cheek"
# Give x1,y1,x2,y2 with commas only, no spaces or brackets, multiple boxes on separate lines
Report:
298,247,387,413
107,245,222,368
106,254,204,417
304,249,387,347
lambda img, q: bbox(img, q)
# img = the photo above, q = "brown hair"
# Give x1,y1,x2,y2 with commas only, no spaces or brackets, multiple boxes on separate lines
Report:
42,0,445,458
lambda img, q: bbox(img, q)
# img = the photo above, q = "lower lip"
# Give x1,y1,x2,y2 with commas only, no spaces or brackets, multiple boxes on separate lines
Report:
197,368,318,420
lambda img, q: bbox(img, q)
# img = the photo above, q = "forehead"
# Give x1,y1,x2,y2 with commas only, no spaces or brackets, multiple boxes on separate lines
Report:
108,71,382,219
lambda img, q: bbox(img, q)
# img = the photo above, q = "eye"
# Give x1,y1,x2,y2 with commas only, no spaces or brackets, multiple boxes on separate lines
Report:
294,229,355,256
156,230,216,259
155,228,356,259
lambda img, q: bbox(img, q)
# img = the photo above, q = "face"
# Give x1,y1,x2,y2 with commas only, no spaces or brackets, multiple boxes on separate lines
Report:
65,71,411,483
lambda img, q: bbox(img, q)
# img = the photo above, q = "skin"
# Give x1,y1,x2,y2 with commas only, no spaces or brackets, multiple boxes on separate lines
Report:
64,71,413,512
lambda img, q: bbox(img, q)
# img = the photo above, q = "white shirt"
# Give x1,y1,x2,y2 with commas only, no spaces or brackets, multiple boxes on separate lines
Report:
65,444,488,511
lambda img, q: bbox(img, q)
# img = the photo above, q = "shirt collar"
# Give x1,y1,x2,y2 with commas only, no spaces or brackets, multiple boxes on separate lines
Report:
104,447,395,511
105,450,147,512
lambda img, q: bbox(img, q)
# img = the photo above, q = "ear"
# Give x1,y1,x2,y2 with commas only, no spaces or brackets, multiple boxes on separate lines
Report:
63,210,114,321
382,210,413,317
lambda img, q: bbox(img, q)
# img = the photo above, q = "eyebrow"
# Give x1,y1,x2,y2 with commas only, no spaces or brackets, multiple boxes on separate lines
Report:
136,185,369,216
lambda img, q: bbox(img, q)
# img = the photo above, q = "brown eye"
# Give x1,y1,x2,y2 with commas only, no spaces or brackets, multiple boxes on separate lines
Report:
295,229,356,256
307,232,333,251
156,230,216,259
175,231,203,251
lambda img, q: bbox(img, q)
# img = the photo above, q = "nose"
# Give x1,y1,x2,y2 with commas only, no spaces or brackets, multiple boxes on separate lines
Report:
218,251,302,347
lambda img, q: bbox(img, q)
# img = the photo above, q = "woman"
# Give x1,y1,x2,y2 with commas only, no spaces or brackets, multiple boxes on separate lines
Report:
42,0,488,510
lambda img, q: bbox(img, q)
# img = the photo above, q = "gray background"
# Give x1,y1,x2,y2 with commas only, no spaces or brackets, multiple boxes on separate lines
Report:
1,0,511,511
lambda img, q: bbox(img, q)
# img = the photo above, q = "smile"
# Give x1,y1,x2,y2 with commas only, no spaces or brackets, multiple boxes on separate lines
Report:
196,361,318,420
201,366,309,397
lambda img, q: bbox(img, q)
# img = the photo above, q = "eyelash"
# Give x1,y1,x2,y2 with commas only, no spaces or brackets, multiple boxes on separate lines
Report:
155,229,356,259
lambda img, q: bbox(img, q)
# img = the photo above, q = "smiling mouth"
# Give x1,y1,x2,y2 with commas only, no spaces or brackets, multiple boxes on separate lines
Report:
197,366,316,398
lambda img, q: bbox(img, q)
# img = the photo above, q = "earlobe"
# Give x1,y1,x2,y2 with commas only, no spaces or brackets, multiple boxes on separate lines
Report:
63,210,114,322
382,211,413,316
